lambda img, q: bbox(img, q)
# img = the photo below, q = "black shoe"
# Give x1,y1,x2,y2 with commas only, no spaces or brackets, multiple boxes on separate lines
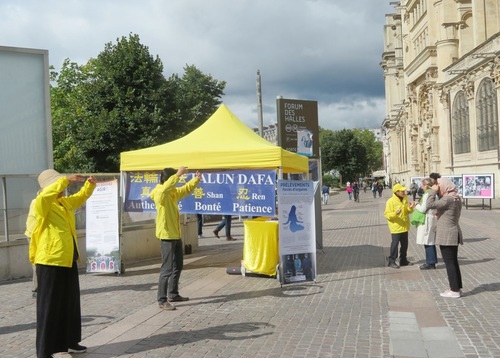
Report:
399,261,412,267
68,344,87,353
168,295,189,302
419,264,436,270
388,263,400,269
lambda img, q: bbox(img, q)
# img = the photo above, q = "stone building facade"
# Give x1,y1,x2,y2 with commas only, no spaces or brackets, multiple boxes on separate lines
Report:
381,0,500,197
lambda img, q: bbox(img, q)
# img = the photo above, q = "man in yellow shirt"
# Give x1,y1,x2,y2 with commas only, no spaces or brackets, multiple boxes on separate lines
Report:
150,167,201,310
384,183,416,268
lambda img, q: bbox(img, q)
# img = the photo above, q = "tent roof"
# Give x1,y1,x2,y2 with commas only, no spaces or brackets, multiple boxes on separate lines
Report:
120,104,308,173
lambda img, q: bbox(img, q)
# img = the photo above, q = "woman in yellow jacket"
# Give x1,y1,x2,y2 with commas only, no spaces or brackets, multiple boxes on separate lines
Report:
30,169,96,358
384,183,415,268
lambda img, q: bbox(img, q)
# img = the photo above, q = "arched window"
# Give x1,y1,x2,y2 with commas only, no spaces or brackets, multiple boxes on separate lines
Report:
476,78,499,152
452,91,470,154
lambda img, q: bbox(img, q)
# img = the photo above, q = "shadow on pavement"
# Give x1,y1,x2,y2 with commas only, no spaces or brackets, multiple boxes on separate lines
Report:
80,283,155,295
177,284,322,308
114,322,275,354
462,282,500,297
318,245,386,274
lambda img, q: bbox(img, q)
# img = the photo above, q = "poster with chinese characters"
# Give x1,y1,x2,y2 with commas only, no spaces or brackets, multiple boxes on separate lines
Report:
123,170,277,215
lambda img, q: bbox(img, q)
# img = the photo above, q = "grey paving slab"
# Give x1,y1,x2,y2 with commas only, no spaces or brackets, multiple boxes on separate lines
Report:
1,191,500,357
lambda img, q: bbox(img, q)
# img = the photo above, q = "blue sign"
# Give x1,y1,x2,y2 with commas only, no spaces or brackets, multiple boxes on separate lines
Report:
124,170,276,216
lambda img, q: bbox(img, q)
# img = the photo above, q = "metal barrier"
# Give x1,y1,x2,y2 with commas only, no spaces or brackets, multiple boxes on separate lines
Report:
0,173,121,243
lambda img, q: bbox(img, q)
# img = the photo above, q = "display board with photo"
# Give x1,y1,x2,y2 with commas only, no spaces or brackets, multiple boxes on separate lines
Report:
462,174,494,199
442,175,464,197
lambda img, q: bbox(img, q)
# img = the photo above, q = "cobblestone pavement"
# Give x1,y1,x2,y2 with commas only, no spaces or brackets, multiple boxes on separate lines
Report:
1,190,499,357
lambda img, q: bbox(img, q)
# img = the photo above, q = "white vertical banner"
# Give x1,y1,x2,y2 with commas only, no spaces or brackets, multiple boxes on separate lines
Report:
85,179,121,274
277,180,317,285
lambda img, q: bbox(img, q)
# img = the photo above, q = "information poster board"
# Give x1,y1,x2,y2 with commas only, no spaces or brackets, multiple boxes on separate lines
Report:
442,175,464,197
277,180,317,285
85,180,120,274
463,174,494,199
276,98,319,158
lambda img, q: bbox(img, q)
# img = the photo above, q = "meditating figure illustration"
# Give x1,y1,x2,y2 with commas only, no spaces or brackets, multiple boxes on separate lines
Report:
284,205,304,232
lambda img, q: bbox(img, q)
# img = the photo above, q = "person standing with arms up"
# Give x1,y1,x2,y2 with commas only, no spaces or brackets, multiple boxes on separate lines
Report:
30,169,96,358
384,183,416,268
426,177,464,298
150,167,201,310
321,184,330,205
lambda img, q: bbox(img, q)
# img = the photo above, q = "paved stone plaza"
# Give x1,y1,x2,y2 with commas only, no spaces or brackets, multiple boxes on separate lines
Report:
1,190,499,357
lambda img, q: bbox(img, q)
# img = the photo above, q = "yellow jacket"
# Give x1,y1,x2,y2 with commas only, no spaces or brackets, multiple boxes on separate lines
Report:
150,174,200,240
25,199,36,238
29,177,96,266
384,193,414,233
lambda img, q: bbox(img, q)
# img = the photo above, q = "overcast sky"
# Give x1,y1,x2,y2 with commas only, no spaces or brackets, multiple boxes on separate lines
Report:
1,0,395,131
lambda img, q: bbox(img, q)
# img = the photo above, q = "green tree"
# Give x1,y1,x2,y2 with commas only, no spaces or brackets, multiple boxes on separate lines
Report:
168,65,226,136
320,129,368,183
322,174,337,188
51,33,226,173
50,60,91,171
352,129,383,175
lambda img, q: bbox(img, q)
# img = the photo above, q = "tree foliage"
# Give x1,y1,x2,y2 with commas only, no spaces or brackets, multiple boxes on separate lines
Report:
320,128,370,183
51,33,226,172
352,129,383,174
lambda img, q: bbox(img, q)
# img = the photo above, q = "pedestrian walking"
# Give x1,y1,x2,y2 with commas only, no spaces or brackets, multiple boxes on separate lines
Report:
322,184,330,205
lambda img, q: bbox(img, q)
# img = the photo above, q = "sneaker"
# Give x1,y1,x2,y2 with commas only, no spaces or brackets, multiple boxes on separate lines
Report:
159,301,176,310
399,261,413,266
198,234,203,239
68,344,87,353
168,295,189,302
440,290,460,298
419,263,436,270
51,353,72,357
388,263,400,269
226,236,236,241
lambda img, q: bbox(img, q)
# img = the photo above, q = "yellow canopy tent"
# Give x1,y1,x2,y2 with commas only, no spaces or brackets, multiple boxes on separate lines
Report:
120,104,308,173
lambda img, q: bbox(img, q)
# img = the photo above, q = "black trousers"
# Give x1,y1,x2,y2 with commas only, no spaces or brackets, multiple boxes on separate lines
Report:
197,214,203,236
36,262,81,358
440,245,462,292
389,232,409,264
158,239,184,303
